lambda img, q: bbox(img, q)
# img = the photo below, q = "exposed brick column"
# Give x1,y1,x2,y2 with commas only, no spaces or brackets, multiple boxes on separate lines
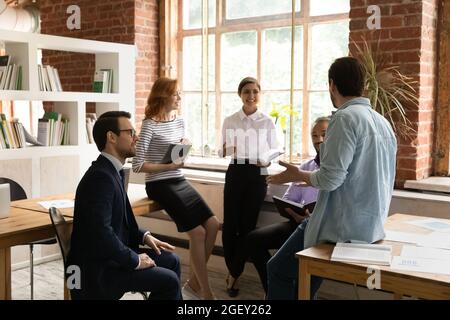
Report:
38,0,158,129
349,0,438,187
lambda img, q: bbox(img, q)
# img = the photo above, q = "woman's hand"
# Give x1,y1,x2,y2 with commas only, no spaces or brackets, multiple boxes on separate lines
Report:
180,138,191,145
168,162,184,170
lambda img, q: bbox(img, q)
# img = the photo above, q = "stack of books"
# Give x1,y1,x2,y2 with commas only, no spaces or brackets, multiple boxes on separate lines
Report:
0,113,26,149
37,111,70,146
0,55,23,90
330,243,392,266
38,65,63,92
93,69,113,93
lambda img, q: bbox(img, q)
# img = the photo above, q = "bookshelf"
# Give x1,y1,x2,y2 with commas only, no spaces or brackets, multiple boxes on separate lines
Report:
0,30,135,197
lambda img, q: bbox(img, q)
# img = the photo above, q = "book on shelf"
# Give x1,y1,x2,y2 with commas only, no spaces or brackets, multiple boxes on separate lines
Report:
272,196,316,221
330,242,392,266
0,113,27,149
0,56,23,90
37,112,70,146
38,65,63,92
93,69,113,93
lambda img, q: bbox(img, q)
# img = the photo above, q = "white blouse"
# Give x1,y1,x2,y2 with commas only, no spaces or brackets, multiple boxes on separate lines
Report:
220,108,279,162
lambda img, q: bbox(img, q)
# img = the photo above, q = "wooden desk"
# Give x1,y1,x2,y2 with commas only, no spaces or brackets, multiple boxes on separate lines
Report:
296,214,450,300
0,207,72,300
11,183,160,218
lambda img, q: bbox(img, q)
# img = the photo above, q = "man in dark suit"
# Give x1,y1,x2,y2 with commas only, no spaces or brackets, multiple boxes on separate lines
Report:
68,111,182,300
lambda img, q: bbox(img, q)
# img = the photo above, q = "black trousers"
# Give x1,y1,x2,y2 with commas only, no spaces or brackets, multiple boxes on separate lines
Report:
71,248,182,300
245,221,297,293
222,162,267,278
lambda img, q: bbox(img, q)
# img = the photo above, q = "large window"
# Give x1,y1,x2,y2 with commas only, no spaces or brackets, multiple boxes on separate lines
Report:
174,0,349,160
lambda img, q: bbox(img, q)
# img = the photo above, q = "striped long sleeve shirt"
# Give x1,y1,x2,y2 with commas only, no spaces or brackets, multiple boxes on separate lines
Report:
132,117,185,183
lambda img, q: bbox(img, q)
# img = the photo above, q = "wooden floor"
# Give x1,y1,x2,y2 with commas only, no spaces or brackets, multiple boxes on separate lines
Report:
11,259,265,300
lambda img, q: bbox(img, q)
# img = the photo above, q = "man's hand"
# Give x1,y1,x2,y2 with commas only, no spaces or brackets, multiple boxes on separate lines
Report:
144,234,176,255
286,208,311,224
266,160,302,185
137,253,156,270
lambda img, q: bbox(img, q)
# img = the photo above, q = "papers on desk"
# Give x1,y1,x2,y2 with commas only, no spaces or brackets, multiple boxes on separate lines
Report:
330,243,392,266
401,245,450,261
406,218,450,233
384,230,424,244
38,199,74,210
391,245,450,275
391,256,450,276
417,232,450,250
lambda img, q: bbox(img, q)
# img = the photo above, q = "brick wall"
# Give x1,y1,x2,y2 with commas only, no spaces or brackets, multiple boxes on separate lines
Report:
349,0,438,187
38,0,159,128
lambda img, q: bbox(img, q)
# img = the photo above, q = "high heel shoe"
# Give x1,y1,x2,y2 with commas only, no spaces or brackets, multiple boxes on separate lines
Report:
182,280,202,300
226,274,240,298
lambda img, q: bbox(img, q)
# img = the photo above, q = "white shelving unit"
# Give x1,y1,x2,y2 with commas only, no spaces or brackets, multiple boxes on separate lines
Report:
0,30,136,197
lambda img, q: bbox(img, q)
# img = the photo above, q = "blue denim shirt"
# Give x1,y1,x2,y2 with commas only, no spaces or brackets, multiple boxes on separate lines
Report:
305,97,397,248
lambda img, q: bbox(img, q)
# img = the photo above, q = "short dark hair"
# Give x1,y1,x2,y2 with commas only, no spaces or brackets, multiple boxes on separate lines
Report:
93,111,131,151
328,57,365,97
237,77,260,96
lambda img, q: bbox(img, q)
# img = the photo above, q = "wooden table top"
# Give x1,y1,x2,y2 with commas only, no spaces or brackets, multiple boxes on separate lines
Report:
296,213,450,284
10,183,160,218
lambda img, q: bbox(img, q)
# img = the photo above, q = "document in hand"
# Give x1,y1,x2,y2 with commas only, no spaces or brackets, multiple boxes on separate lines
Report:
330,243,392,266
161,143,192,164
258,149,284,166
272,196,315,221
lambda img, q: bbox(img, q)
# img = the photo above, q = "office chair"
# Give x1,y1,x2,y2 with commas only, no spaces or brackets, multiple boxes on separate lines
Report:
49,207,148,300
0,177,57,300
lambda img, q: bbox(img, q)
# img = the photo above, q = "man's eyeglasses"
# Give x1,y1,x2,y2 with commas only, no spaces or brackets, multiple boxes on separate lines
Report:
118,128,137,138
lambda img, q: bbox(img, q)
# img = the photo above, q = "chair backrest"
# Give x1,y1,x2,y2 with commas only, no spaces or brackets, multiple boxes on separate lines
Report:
49,207,72,269
0,177,27,201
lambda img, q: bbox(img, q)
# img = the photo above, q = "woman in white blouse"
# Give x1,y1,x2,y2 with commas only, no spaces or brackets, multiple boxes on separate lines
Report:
220,77,278,297
132,77,220,300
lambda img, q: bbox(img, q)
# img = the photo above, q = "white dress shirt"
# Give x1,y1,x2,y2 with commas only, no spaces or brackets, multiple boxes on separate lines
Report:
219,108,279,162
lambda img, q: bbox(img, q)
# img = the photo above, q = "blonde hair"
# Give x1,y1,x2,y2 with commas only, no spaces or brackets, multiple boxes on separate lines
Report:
145,77,178,119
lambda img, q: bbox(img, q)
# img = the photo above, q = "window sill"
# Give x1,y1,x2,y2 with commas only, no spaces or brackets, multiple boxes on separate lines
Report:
404,177,450,194
184,156,287,175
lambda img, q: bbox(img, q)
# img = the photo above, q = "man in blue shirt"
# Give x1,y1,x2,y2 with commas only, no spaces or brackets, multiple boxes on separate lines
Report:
266,57,397,300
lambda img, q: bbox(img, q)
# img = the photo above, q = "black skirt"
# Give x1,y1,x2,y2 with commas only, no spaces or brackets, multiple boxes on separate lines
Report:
146,177,214,232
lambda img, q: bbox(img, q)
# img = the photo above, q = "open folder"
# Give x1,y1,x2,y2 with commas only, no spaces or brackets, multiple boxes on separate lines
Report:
258,149,284,166
272,195,316,221
161,143,192,164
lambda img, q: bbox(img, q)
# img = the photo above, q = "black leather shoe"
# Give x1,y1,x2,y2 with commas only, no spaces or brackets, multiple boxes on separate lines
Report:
226,275,240,298
227,287,239,298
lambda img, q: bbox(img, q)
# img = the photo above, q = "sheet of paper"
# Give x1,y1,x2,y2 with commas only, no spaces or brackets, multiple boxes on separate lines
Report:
417,232,450,250
406,218,450,233
384,230,423,244
38,199,74,210
391,256,450,276
401,245,450,261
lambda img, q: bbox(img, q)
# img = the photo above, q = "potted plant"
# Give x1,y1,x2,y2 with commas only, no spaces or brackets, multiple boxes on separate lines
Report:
269,102,299,153
352,39,418,140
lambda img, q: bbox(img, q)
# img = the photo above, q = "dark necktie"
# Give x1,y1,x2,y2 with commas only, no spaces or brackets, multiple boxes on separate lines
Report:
119,169,128,225
119,169,126,189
